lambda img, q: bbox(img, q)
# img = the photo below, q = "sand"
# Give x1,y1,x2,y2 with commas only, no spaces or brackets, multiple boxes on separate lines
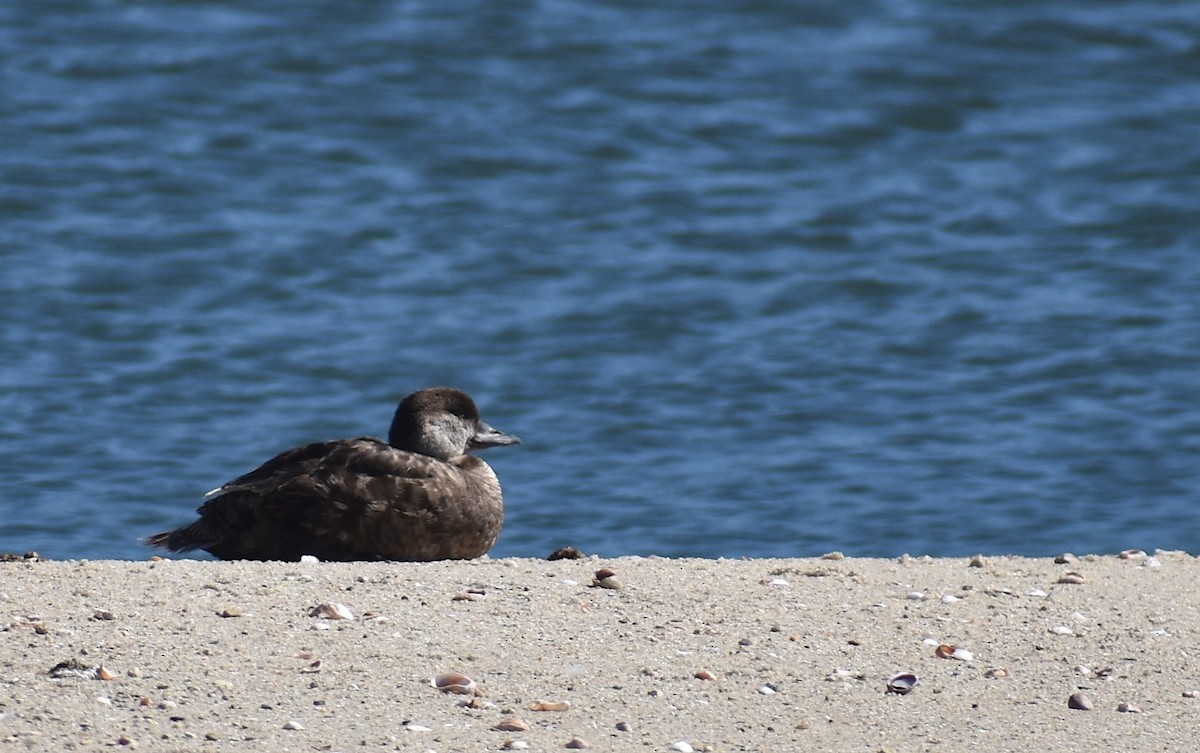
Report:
1,552,1196,752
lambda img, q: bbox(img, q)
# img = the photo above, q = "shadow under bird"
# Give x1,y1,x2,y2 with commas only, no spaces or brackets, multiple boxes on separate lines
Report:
144,387,520,561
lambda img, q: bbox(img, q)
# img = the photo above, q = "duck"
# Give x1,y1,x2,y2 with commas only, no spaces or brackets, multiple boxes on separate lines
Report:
144,387,520,561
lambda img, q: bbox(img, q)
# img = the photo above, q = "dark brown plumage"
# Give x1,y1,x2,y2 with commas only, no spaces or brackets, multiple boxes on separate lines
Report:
144,387,520,561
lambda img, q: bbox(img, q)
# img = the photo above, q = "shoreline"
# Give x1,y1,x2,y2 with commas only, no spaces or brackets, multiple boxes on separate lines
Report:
1,553,1196,751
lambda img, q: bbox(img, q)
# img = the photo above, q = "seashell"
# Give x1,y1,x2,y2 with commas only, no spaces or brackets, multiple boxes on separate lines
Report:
1119,548,1147,560
668,742,695,753
529,699,571,711
940,594,960,604
308,602,354,621
886,672,918,695
757,684,777,695
502,740,530,750
595,576,622,590
218,607,243,618
934,644,973,661
1068,692,1093,710
693,670,717,681
282,720,304,730
1057,571,1086,585
1141,556,1161,569
984,667,1010,679
822,551,845,560
96,665,116,681
299,555,320,564
1183,690,1198,698
1054,552,1079,564
1050,625,1074,635
594,568,616,580
906,591,926,601
565,736,589,749
494,717,530,732
431,672,477,695
1117,701,1141,713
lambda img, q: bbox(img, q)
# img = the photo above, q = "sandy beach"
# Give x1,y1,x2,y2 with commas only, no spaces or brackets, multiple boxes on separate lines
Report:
1,552,1195,752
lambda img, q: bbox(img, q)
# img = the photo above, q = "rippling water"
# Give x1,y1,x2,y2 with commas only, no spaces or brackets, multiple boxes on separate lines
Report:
3,1,1199,561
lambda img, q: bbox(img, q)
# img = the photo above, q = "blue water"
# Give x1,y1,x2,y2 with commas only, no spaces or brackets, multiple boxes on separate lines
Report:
3,1,1199,561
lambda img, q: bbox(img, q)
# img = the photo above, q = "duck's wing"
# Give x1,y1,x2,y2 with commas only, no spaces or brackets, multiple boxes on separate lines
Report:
147,438,485,561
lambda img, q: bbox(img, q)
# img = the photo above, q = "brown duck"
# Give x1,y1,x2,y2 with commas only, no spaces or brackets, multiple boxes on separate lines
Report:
145,387,520,561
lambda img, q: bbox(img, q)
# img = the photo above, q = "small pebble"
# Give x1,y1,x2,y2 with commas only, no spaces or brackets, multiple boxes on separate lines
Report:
906,591,926,601
615,722,632,732
1184,690,1199,699
1141,557,1162,569
283,720,304,730
1068,692,1094,711
1055,552,1079,564
694,670,717,681
1117,702,1141,713
668,742,695,753
1057,572,1086,585
968,554,987,568
757,684,777,695
984,668,1010,679
821,551,845,560
218,607,243,618
495,717,530,732
547,546,584,560
502,741,531,750
93,610,116,621
299,555,320,564
117,735,133,746
1119,548,1147,560
1050,625,1074,636
565,736,588,749
530,699,571,712
940,594,960,604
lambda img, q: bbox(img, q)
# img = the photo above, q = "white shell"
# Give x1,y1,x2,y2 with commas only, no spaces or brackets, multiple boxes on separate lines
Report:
668,742,695,753
886,672,918,695
431,672,477,695
309,602,354,621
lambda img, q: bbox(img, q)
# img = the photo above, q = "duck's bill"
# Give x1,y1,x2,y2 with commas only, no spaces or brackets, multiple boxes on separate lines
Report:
469,421,521,450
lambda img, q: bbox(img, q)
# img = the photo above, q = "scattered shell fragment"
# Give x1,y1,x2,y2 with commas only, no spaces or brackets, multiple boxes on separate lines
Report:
1141,557,1162,569
934,644,974,661
308,602,354,621
48,658,99,680
218,607,243,618
1117,702,1142,713
283,720,305,730
1057,572,1086,585
694,670,718,681
906,591,926,601
757,684,777,695
97,665,116,681
565,736,589,749
1119,548,1147,560
494,717,531,732
502,740,531,750
1055,552,1079,564
299,555,319,563
591,568,622,590
1050,625,1074,636
984,668,1010,679
1068,692,1094,710
940,594,961,604
886,672,918,695
668,742,695,753
530,699,571,712
1183,690,1198,699
431,672,478,695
